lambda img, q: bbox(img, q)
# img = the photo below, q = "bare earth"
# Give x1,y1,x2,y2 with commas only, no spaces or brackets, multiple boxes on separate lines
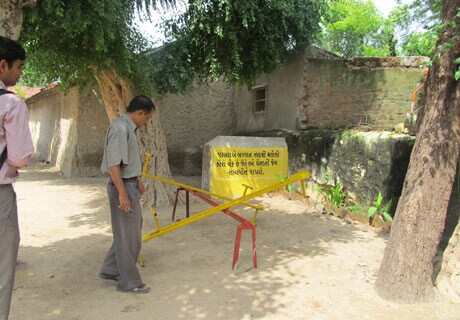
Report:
8,163,460,320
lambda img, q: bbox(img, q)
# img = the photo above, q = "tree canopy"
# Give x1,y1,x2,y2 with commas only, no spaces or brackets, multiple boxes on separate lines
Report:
319,0,393,58
18,0,326,95
317,0,442,58
17,0,444,94
130,0,327,94
19,0,167,92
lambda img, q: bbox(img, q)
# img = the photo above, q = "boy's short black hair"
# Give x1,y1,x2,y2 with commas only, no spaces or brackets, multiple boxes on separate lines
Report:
0,36,26,68
126,95,155,113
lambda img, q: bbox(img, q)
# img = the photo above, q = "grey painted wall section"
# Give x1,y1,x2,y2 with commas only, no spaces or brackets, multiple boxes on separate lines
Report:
235,52,305,132
157,81,238,175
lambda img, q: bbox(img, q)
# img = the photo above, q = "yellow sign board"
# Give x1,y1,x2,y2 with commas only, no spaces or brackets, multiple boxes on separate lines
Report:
210,146,288,198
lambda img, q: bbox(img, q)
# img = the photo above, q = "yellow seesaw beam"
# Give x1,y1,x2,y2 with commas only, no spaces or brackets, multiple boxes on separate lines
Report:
141,169,310,242
142,153,264,211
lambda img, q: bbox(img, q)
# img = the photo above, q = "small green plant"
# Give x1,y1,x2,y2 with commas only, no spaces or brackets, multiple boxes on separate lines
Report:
348,204,363,212
368,192,392,222
328,183,346,207
275,173,293,192
316,177,346,207
454,57,460,81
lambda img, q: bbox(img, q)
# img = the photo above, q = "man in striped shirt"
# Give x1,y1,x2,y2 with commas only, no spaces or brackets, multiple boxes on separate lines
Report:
0,36,34,320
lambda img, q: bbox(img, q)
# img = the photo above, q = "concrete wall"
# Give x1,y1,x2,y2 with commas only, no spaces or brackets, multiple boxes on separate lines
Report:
235,52,305,132
234,54,427,134
27,86,108,177
26,51,428,179
157,81,237,175
238,129,415,214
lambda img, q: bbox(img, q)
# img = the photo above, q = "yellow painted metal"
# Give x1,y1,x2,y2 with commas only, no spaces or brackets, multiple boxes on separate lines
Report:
141,169,310,243
150,206,161,231
142,153,264,212
137,256,145,267
251,208,260,225
242,184,253,196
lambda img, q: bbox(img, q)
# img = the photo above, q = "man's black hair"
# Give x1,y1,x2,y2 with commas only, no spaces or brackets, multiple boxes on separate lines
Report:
126,95,155,113
0,36,26,68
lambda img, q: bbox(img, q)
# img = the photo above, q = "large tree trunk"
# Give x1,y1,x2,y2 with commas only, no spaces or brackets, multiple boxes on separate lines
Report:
0,0,36,40
1,3,178,208
0,0,23,40
436,223,460,303
138,109,178,208
95,70,133,121
375,0,460,303
96,70,178,207
435,163,460,302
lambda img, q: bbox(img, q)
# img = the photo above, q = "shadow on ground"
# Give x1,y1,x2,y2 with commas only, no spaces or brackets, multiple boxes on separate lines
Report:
13,165,448,320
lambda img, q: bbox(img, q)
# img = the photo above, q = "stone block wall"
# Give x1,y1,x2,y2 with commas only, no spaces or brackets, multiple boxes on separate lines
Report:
238,129,415,213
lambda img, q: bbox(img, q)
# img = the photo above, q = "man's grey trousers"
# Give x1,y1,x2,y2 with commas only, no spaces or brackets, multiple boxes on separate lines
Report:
0,184,19,320
100,179,144,290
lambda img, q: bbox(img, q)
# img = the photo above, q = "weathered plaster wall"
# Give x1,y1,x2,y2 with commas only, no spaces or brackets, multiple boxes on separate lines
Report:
235,52,305,132
157,81,237,175
72,89,109,176
234,55,427,134
26,52,428,181
28,87,61,164
27,86,108,177
238,129,415,213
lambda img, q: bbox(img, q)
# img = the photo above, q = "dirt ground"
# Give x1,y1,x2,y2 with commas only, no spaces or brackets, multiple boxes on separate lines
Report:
8,163,460,320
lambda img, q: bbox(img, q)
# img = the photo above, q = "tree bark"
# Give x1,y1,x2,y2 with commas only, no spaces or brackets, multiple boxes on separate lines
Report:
138,109,178,208
95,70,178,207
436,222,460,303
1,3,178,208
0,0,37,40
95,70,133,121
0,0,23,40
375,0,460,303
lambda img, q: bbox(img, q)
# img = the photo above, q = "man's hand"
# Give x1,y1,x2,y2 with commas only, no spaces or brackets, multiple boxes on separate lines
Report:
138,179,146,197
118,192,132,213
108,166,132,214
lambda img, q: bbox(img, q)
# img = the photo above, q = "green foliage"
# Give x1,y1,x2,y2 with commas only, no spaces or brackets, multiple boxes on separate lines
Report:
401,31,439,56
318,0,444,59
18,0,170,93
327,183,346,207
154,0,326,92
17,0,325,95
394,0,441,57
455,57,460,81
319,0,392,58
316,172,346,207
368,192,392,222
140,40,196,95
348,204,363,212
276,174,293,192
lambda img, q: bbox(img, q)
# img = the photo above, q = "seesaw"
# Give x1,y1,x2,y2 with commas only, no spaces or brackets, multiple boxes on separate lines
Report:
141,153,310,269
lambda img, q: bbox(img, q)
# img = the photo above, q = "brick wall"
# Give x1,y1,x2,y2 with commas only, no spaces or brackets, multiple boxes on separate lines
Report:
301,57,428,129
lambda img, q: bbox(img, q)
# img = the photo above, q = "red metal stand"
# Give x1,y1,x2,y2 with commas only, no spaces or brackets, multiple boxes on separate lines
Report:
171,187,257,269
171,187,189,221
232,223,257,269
